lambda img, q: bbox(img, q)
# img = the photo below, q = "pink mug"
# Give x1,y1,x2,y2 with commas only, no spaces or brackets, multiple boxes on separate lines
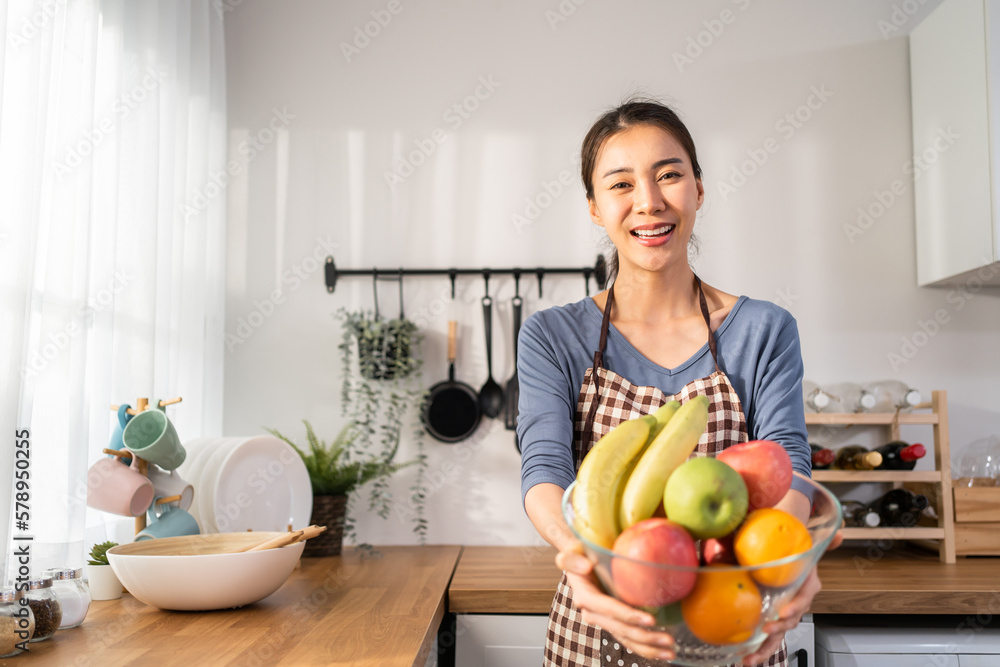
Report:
86,456,155,517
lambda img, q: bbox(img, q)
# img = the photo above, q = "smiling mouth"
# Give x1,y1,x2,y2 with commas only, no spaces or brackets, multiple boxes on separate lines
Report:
631,224,675,239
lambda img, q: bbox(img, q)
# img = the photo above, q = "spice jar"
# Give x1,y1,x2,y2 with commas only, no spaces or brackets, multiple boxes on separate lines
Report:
26,578,62,642
0,587,35,657
45,568,91,629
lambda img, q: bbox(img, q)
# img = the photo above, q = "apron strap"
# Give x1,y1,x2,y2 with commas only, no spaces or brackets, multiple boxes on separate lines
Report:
581,283,615,440
694,275,721,373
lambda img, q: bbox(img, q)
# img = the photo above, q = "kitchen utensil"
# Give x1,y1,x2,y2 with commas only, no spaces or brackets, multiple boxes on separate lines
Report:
107,532,304,611
505,276,522,443
123,408,186,470
423,320,482,442
86,456,155,517
478,274,504,418
247,530,303,552
562,471,842,667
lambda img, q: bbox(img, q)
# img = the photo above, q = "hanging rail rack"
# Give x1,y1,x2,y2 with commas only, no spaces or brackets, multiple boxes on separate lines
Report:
324,254,607,298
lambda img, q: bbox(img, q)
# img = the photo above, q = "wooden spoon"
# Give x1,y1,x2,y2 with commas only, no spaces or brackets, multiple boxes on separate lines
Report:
244,530,304,552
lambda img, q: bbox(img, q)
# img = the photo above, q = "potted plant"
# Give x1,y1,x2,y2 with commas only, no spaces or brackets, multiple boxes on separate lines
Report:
266,420,413,557
86,541,122,600
337,307,430,547
339,310,419,381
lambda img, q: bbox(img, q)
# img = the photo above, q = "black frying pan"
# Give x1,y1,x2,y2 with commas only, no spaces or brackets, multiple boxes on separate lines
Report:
423,320,481,443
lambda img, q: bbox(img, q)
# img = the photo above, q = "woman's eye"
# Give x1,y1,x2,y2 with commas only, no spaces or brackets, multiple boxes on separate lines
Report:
610,182,631,190
659,171,681,181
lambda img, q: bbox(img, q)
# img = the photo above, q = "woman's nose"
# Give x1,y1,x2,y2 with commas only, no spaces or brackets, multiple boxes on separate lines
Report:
632,179,665,215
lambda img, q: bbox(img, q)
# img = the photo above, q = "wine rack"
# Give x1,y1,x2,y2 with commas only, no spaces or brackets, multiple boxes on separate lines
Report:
806,390,955,563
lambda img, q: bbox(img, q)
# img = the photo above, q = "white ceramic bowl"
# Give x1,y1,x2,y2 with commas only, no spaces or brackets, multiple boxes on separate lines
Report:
107,532,304,611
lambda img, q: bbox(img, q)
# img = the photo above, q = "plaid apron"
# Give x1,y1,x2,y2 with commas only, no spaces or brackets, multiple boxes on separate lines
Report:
544,278,787,667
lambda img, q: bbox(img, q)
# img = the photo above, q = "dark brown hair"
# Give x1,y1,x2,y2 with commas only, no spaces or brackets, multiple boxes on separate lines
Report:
581,99,703,285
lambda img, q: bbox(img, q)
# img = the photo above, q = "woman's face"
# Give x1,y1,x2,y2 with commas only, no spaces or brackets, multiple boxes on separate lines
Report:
588,124,704,277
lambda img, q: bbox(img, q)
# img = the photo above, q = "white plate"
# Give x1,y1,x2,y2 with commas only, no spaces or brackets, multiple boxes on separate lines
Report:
179,438,241,533
195,438,244,532
211,436,311,533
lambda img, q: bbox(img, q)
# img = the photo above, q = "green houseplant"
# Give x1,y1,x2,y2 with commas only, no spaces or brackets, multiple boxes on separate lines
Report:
336,307,430,548
86,541,122,600
266,420,413,556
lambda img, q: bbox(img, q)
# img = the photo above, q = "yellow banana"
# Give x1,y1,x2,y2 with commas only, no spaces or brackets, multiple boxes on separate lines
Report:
572,415,654,549
618,395,710,530
648,400,681,442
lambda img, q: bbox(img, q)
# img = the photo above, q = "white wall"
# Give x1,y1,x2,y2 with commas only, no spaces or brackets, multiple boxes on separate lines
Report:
221,0,1000,546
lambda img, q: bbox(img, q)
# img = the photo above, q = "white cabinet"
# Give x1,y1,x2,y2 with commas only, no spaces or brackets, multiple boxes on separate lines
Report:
910,0,1000,286
455,614,547,667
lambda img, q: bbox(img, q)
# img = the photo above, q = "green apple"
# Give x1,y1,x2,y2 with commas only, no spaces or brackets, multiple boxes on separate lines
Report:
663,457,749,539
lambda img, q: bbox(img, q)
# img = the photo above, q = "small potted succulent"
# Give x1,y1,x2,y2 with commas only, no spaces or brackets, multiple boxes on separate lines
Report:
266,420,413,557
86,541,122,600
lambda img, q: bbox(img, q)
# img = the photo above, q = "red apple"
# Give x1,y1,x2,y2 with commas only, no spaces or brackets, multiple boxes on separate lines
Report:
717,440,793,511
701,534,737,565
611,518,698,607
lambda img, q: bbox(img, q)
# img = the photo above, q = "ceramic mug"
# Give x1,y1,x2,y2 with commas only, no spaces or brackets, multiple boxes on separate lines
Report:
86,456,155,517
145,465,194,511
123,409,186,470
108,404,134,463
135,503,200,541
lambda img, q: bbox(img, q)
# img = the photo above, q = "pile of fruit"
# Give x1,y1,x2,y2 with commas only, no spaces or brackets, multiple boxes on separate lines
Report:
571,396,812,645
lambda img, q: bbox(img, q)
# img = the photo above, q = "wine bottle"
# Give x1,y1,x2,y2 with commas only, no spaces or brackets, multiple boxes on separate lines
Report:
875,441,927,471
824,382,877,413
842,500,881,528
811,444,835,470
833,445,883,470
803,380,832,413
875,489,929,527
864,380,922,413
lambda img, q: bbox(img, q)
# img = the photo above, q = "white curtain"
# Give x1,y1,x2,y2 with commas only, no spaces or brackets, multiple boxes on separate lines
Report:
0,0,227,578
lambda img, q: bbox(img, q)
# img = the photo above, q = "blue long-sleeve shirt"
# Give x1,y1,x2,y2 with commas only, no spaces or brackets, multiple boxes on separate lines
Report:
517,294,811,507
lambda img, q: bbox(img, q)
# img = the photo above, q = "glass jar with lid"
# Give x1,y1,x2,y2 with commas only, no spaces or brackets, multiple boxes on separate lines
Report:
26,577,62,642
0,587,35,657
45,568,91,629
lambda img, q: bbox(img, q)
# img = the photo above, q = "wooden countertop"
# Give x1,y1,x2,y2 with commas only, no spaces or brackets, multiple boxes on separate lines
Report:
449,545,1000,615
17,545,461,667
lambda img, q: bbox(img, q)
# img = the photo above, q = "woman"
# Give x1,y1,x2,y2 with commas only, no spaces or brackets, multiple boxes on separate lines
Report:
518,99,829,667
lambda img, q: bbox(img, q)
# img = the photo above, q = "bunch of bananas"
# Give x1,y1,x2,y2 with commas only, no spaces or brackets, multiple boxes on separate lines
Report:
572,396,710,549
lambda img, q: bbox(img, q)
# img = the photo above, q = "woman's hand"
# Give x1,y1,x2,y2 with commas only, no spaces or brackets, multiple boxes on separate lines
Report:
741,529,844,666
557,544,678,662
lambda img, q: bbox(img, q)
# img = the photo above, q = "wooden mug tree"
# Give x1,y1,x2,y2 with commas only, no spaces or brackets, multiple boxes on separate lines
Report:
105,396,184,535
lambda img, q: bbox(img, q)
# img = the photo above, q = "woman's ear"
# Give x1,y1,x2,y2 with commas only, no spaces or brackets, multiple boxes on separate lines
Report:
588,198,603,227
695,178,705,210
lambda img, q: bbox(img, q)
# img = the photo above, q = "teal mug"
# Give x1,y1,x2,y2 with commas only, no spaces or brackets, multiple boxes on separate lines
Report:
135,502,200,541
108,404,134,463
122,409,186,470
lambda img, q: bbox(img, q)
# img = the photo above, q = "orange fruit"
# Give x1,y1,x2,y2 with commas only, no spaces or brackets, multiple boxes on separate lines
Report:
734,508,813,587
681,565,762,645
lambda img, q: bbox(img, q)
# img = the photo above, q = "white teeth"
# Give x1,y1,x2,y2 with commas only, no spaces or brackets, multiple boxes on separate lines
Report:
633,225,674,237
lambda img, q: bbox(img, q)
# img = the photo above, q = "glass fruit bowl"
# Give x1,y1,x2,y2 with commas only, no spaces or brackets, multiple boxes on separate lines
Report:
562,472,842,667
